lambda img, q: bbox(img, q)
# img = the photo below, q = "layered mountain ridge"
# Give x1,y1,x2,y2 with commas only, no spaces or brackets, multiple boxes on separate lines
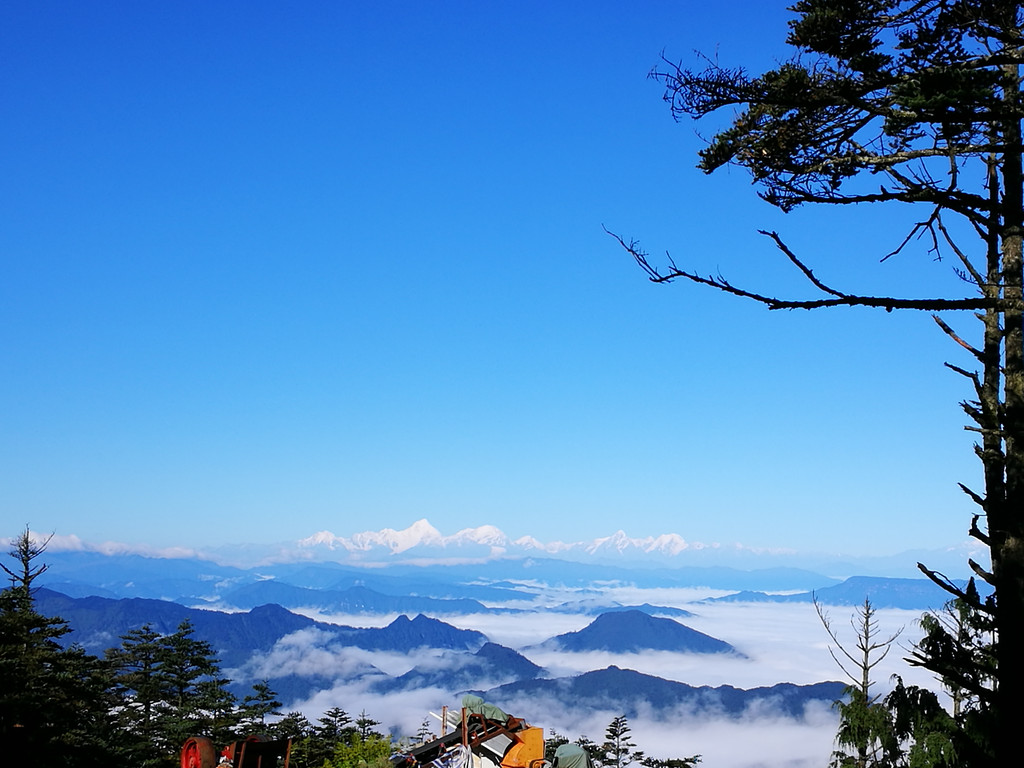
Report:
25,519,984,578
33,587,840,721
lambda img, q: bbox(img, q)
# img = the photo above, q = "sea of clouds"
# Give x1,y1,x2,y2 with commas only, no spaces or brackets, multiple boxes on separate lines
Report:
232,583,941,768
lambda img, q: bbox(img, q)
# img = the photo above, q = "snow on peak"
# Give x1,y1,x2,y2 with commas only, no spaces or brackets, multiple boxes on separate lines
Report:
298,530,344,548
297,519,714,564
348,519,445,553
511,535,547,550
647,533,690,555
586,530,641,554
450,525,508,547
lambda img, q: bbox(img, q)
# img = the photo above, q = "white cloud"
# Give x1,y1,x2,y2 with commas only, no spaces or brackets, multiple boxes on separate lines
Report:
230,628,383,680
288,609,405,629
627,701,840,768
291,683,456,734
0,530,207,561
22,536,950,767
213,579,951,768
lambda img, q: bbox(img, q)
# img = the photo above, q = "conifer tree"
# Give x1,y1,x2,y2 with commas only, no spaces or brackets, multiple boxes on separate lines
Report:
107,623,170,765
355,708,383,741
0,529,115,767
107,617,240,765
816,598,902,768
240,679,283,732
414,717,435,744
309,706,356,766
157,618,236,748
611,3,1024,763
271,711,312,768
317,706,355,740
600,716,643,768
883,582,999,765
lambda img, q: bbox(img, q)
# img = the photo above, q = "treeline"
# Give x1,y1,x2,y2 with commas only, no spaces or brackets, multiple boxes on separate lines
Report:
0,531,397,768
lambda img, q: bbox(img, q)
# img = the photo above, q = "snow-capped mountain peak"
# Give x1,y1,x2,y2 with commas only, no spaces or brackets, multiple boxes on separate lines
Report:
450,525,508,548
347,518,445,553
298,519,705,564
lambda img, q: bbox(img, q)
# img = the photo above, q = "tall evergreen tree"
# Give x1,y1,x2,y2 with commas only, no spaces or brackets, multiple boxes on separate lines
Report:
0,529,115,767
414,717,435,744
157,618,235,749
271,711,312,768
107,623,171,766
309,706,356,767
600,716,642,768
197,674,242,745
317,706,354,740
908,580,997,720
610,3,1024,763
355,709,383,742
240,679,283,732
107,618,241,765
882,583,999,765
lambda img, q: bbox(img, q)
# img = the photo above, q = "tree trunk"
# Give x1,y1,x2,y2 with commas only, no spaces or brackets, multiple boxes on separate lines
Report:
992,60,1024,768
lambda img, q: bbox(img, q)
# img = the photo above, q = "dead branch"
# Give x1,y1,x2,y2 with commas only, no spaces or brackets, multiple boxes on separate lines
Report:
606,227,1011,312
758,230,845,296
960,482,988,508
882,206,944,262
944,362,984,399
969,558,996,586
969,512,992,545
933,315,985,360
917,563,993,614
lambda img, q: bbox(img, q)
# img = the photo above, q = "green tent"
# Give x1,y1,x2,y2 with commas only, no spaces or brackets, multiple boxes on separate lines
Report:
553,744,592,768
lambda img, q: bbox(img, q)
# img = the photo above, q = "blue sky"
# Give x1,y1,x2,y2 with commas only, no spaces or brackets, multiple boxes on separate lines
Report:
0,1,981,557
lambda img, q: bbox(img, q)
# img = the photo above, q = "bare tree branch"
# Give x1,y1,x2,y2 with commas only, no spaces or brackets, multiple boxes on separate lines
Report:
969,511,992,545
758,230,845,296
606,227,1013,312
933,316,985,360
969,558,996,586
917,563,993,614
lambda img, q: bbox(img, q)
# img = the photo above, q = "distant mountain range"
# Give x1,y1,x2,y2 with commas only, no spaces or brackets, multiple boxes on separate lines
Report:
298,519,704,560
7,523,977,735
34,589,486,669
371,642,545,694
28,545,971,620
293,520,982,578
36,589,739,676
540,610,737,655
26,519,985,578
32,587,840,720
22,531,935,730
706,575,983,610
35,548,841,606
545,601,694,618
220,582,490,615
478,666,845,720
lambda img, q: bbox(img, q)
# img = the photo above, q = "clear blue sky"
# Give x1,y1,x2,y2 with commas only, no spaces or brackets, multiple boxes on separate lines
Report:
0,1,980,556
